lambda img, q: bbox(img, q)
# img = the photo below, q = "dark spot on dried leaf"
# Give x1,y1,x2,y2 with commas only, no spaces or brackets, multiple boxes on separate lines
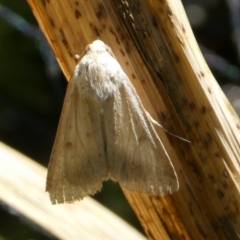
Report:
203,132,213,147
89,23,100,36
152,16,158,28
194,121,200,127
62,38,68,47
159,111,168,121
65,142,73,148
41,0,48,6
120,48,125,56
208,174,215,182
75,9,81,19
146,229,155,240
188,159,201,179
173,53,180,63
49,17,55,27
96,3,107,19
216,189,224,199
196,222,207,238
189,102,196,110
59,29,69,47
220,180,228,188
214,152,221,158
200,106,206,114
109,27,120,45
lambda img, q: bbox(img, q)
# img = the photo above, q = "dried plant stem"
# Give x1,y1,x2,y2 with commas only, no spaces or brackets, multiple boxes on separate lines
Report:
0,142,145,240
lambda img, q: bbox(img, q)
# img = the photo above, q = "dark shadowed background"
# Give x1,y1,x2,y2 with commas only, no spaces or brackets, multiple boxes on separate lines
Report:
0,0,240,239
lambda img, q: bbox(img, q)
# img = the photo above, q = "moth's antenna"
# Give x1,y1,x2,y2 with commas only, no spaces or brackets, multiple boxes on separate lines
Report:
147,112,191,143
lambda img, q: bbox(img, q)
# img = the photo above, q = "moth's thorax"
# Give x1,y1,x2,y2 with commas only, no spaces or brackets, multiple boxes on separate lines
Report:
74,51,123,101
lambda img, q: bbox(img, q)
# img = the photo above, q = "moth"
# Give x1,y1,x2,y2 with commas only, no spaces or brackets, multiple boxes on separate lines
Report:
46,40,179,204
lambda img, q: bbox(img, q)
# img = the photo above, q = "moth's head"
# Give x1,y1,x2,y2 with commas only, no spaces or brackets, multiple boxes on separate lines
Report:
84,40,115,58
